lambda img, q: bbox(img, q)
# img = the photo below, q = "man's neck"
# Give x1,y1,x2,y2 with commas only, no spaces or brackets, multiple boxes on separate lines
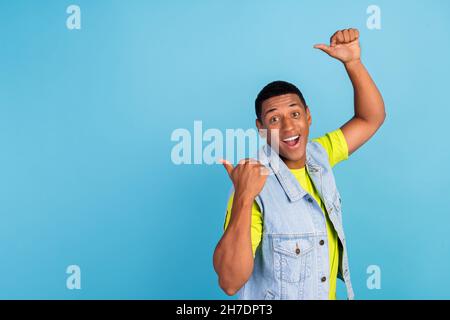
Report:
281,156,306,170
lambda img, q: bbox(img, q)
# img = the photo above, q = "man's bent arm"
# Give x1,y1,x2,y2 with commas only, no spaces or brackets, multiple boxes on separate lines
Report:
213,193,254,296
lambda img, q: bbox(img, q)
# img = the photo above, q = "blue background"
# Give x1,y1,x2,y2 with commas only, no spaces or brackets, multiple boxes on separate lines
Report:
1,0,449,299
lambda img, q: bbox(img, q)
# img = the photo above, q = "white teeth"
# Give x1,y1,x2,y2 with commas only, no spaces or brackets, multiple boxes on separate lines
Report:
283,135,299,142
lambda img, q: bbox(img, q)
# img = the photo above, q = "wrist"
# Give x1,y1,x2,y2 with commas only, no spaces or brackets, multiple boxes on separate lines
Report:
344,58,363,69
233,191,255,207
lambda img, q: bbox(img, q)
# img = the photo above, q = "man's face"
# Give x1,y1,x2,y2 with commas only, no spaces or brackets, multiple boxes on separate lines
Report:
256,93,312,168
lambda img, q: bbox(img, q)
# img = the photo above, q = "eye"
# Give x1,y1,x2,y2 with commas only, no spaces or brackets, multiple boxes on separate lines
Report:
269,116,279,124
292,111,300,118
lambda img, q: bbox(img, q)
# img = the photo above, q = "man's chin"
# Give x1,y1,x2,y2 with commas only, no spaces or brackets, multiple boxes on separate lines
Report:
267,142,305,161
278,151,305,163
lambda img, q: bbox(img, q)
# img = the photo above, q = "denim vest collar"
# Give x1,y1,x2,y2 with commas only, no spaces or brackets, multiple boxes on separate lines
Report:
260,143,324,203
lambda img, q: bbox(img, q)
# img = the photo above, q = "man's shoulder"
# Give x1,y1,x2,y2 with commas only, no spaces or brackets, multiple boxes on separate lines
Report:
306,139,329,162
309,129,349,167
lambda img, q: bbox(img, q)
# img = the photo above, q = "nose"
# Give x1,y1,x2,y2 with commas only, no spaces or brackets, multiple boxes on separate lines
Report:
281,115,295,132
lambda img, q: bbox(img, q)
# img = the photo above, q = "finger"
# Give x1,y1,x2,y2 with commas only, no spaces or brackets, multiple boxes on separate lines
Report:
336,30,344,44
259,165,270,176
343,29,350,43
238,158,259,166
219,159,234,177
348,29,355,41
351,28,359,41
313,44,333,55
330,31,339,46
349,28,359,42
246,158,261,166
330,38,337,47
238,158,250,165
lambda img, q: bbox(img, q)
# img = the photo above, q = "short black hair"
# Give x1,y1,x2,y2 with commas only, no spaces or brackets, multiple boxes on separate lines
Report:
255,80,307,120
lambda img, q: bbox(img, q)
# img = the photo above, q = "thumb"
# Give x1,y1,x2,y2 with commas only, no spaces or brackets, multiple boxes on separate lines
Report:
219,159,234,177
313,44,333,55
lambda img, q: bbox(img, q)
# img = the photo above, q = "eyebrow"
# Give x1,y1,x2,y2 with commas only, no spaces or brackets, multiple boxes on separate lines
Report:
264,103,299,117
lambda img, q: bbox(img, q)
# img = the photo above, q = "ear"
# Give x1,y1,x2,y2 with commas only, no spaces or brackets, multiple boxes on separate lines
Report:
256,118,266,138
306,106,312,126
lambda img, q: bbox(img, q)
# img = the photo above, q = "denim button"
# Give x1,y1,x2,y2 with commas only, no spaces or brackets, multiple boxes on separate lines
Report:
295,248,300,255
321,276,327,282
319,240,325,246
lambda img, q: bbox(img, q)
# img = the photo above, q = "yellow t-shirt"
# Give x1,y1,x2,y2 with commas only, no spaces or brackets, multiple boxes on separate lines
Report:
223,129,349,300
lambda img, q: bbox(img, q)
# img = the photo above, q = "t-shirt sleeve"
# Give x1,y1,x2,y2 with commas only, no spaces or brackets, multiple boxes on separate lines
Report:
223,192,263,258
311,128,349,168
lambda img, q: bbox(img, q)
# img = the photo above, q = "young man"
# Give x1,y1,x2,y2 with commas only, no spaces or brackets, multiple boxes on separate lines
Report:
213,28,385,300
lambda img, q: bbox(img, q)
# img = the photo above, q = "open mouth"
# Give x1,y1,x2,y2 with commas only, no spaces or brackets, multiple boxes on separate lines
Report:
281,135,301,148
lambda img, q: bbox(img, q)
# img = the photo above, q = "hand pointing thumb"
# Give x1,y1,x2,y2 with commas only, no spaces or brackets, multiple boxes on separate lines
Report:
219,159,234,178
313,44,333,55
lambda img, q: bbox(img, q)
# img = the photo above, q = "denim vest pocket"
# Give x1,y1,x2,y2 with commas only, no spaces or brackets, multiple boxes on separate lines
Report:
272,235,314,283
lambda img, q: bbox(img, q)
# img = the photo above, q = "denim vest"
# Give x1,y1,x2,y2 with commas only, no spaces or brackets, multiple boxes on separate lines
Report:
236,141,354,300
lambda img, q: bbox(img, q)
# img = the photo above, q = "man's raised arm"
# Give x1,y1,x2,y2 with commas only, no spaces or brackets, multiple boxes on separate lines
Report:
314,28,386,155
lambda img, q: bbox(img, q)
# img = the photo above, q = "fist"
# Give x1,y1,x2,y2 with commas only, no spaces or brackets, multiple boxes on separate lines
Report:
314,28,360,64
220,158,269,200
